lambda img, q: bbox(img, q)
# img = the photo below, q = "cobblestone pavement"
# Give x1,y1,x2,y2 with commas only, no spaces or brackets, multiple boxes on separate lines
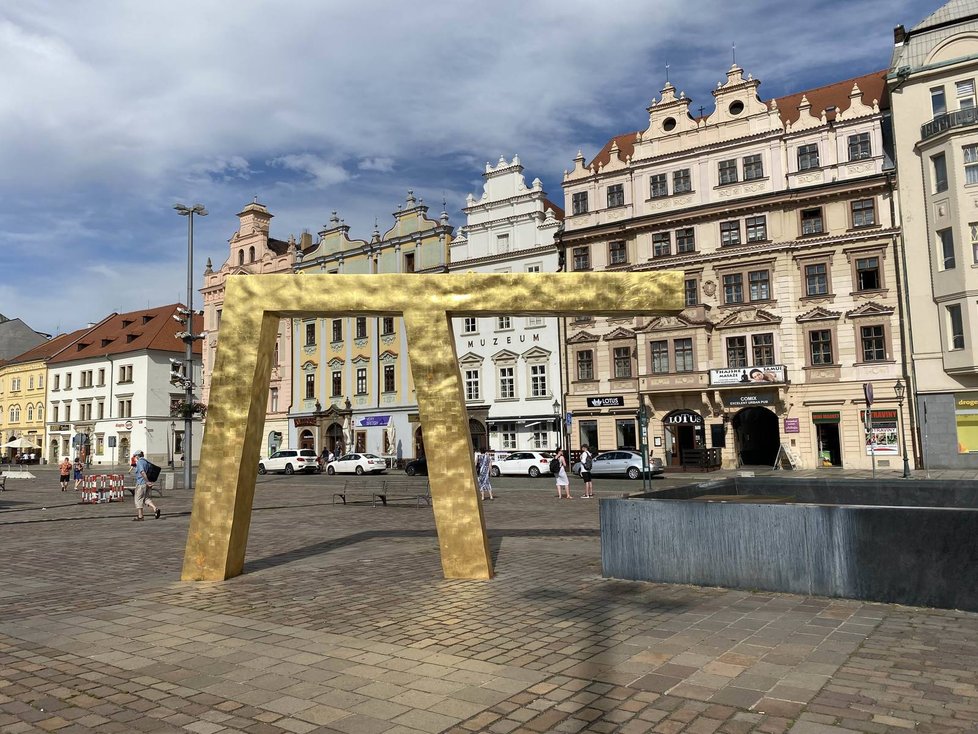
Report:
0,469,975,733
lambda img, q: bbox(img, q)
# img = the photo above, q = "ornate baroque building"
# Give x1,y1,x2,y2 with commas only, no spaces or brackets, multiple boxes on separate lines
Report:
560,64,909,470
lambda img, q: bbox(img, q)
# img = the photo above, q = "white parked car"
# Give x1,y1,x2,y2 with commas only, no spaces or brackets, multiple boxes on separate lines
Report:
587,450,664,480
489,451,554,478
258,449,319,475
326,453,388,475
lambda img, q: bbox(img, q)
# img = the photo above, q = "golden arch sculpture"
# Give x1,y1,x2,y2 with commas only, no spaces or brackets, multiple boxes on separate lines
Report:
182,272,683,582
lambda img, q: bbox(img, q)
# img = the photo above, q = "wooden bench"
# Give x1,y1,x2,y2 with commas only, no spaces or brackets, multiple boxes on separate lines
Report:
332,476,431,507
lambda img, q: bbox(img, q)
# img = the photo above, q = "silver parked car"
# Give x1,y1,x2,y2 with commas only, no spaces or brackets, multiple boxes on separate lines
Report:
589,450,664,480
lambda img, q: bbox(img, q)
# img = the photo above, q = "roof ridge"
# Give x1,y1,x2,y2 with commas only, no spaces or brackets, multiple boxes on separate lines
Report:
774,69,887,102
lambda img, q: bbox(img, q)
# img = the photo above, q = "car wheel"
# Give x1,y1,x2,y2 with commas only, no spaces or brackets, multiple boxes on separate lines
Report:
490,466,500,477
257,464,267,475
528,466,540,478
285,464,294,475
355,466,364,475
405,465,416,476
327,466,335,475
627,466,640,480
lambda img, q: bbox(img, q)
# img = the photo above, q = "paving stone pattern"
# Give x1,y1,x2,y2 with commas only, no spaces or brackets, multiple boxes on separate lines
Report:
0,470,976,732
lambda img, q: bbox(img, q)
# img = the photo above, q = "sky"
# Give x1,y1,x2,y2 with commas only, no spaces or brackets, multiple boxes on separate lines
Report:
0,0,943,337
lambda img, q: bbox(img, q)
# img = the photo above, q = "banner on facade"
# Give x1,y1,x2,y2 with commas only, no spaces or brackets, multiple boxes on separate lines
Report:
294,417,317,427
663,411,703,425
727,393,773,407
585,396,625,408
358,415,391,427
954,392,978,453
783,417,800,433
710,365,786,386
859,409,899,455
812,411,840,424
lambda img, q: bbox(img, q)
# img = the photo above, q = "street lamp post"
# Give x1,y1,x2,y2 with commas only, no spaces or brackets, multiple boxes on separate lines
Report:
174,203,207,491
553,399,561,450
894,379,911,479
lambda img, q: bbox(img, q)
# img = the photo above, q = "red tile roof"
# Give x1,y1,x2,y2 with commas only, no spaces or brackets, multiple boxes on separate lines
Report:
543,198,565,220
47,304,202,365
588,70,888,169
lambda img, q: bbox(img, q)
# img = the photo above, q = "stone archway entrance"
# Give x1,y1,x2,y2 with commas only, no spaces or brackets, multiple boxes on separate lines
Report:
415,426,425,458
662,409,705,467
732,406,779,466
299,430,315,451
469,419,487,453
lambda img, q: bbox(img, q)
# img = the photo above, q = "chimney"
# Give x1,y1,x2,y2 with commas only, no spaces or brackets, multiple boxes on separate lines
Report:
894,24,906,45
300,231,313,250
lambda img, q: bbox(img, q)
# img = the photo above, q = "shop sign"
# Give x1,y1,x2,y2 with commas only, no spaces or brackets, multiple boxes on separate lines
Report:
783,417,800,433
294,417,318,427
358,415,391,427
954,392,978,454
859,409,899,455
586,396,625,408
663,411,703,425
812,411,840,424
124,420,133,430
710,365,786,386
727,394,773,407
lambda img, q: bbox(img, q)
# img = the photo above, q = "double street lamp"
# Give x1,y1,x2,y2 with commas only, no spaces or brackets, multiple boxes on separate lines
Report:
894,379,911,479
174,203,207,491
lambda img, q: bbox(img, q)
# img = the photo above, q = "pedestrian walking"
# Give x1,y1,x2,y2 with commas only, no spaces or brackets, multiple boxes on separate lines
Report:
579,444,594,498
72,457,84,490
59,457,72,491
132,450,162,521
552,449,571,499
476,451,495,501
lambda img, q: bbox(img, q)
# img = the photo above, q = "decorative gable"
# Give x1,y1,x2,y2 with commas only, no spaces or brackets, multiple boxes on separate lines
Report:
715,308,783,330
603,327,637,342
491,349,519,364
639,313,702,332
351,354,371,365
378,350,398,363
457,352,484,366
845,302,894,319
522,346,551,361
301,360,317,372
327,357,344,368
796,307,842,323
566,331,600,345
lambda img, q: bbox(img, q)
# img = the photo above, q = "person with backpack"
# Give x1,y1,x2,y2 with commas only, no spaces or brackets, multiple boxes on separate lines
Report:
579,444,594,498
132,450,162,521
551,449,571,499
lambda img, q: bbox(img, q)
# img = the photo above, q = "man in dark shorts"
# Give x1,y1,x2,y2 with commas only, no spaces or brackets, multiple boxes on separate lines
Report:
132,451,162,521
579,444,594,498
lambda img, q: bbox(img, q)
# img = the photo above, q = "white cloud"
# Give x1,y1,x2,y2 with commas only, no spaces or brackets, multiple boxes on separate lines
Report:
359,157,395,173
269,154,350,188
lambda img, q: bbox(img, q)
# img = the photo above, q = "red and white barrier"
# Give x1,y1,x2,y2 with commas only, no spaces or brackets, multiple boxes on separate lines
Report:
77,474,129,504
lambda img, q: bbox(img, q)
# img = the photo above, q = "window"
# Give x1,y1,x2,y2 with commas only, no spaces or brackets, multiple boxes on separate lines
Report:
723,273,744,304
38,375,43,389
496,233,509,252
613,347,633,378
305,374,315,399
851,199,876,228
464,369,480,400
53,405,58,422
497,316,511,330
463,317,477,334
673,168,692,193
500,423,517,450
964,144,978,184
651,341,669,373
607,184,624,208
939,228,956,270
384,364,395,392
11,377,20,391
848,132,871,161
305,322,316,346
931,86,947,116
855,257,881,290
746,215,767,242
498,366,515,399
609,240,627,265
572,246,590,271
525,264,541,273
726,336,747,368
9,406,19,422
748,270,770,301
676,227,695,253
572,191,589,215
96,401,103,420
743,154,763,180
801,208,824,235
861,326,886,362
933,153,948,193
684,278,698,306
356,368,367,394
332,319,342,342
355,317,367,339
972,223,978,263
382,317,395,335
270,388,279,413
81,370,92,388
54,375,59,390
530,364,547,397
798,143,820,171
28,376,34,390
404,252,415,273
805,263,829,296
720,220,741,246
652,232,671,258
719,158,738,185
809,330,833,365
752,333,775,365
65,373,72,389
650,174,668,198
948,304,965,349
675,338,694,372
118,399,131,419
956,78,976,109
331,371,342,397
118,365,133,383
577,350,594,380
526,316,544,327
531,431,547,450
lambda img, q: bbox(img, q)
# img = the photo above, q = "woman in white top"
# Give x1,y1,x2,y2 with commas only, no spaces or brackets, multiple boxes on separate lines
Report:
554,449,571,499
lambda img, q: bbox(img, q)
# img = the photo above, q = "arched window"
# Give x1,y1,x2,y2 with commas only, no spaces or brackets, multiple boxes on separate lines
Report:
36,405,43,422
249,246,256,262
27,405,33,421
9,405,20,422
238,249,244,265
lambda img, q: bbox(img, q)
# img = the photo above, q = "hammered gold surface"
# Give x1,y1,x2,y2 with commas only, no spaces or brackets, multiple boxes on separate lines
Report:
182,271,683,582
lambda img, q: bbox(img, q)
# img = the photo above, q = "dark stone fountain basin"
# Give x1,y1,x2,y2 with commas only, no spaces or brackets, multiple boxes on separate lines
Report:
600,477,978,612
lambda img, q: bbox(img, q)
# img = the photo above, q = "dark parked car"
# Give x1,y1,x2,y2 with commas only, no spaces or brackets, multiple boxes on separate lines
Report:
404,457,428,476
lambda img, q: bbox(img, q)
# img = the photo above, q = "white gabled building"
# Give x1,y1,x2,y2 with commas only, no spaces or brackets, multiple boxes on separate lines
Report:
45,304,202,467
448,155,566,453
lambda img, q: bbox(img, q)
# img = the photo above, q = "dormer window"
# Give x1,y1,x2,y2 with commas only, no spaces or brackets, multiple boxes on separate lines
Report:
122,319,134,328
126,333,139,343
142,315,152,325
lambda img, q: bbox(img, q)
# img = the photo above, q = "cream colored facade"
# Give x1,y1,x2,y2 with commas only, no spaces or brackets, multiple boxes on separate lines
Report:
0,360,47,460
889,0,978,468
561,64,909,470
200,202,303,458
292,192,452,461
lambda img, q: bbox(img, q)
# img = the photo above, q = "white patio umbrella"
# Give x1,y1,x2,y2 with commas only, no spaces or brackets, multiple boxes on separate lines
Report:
2,437,38,449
